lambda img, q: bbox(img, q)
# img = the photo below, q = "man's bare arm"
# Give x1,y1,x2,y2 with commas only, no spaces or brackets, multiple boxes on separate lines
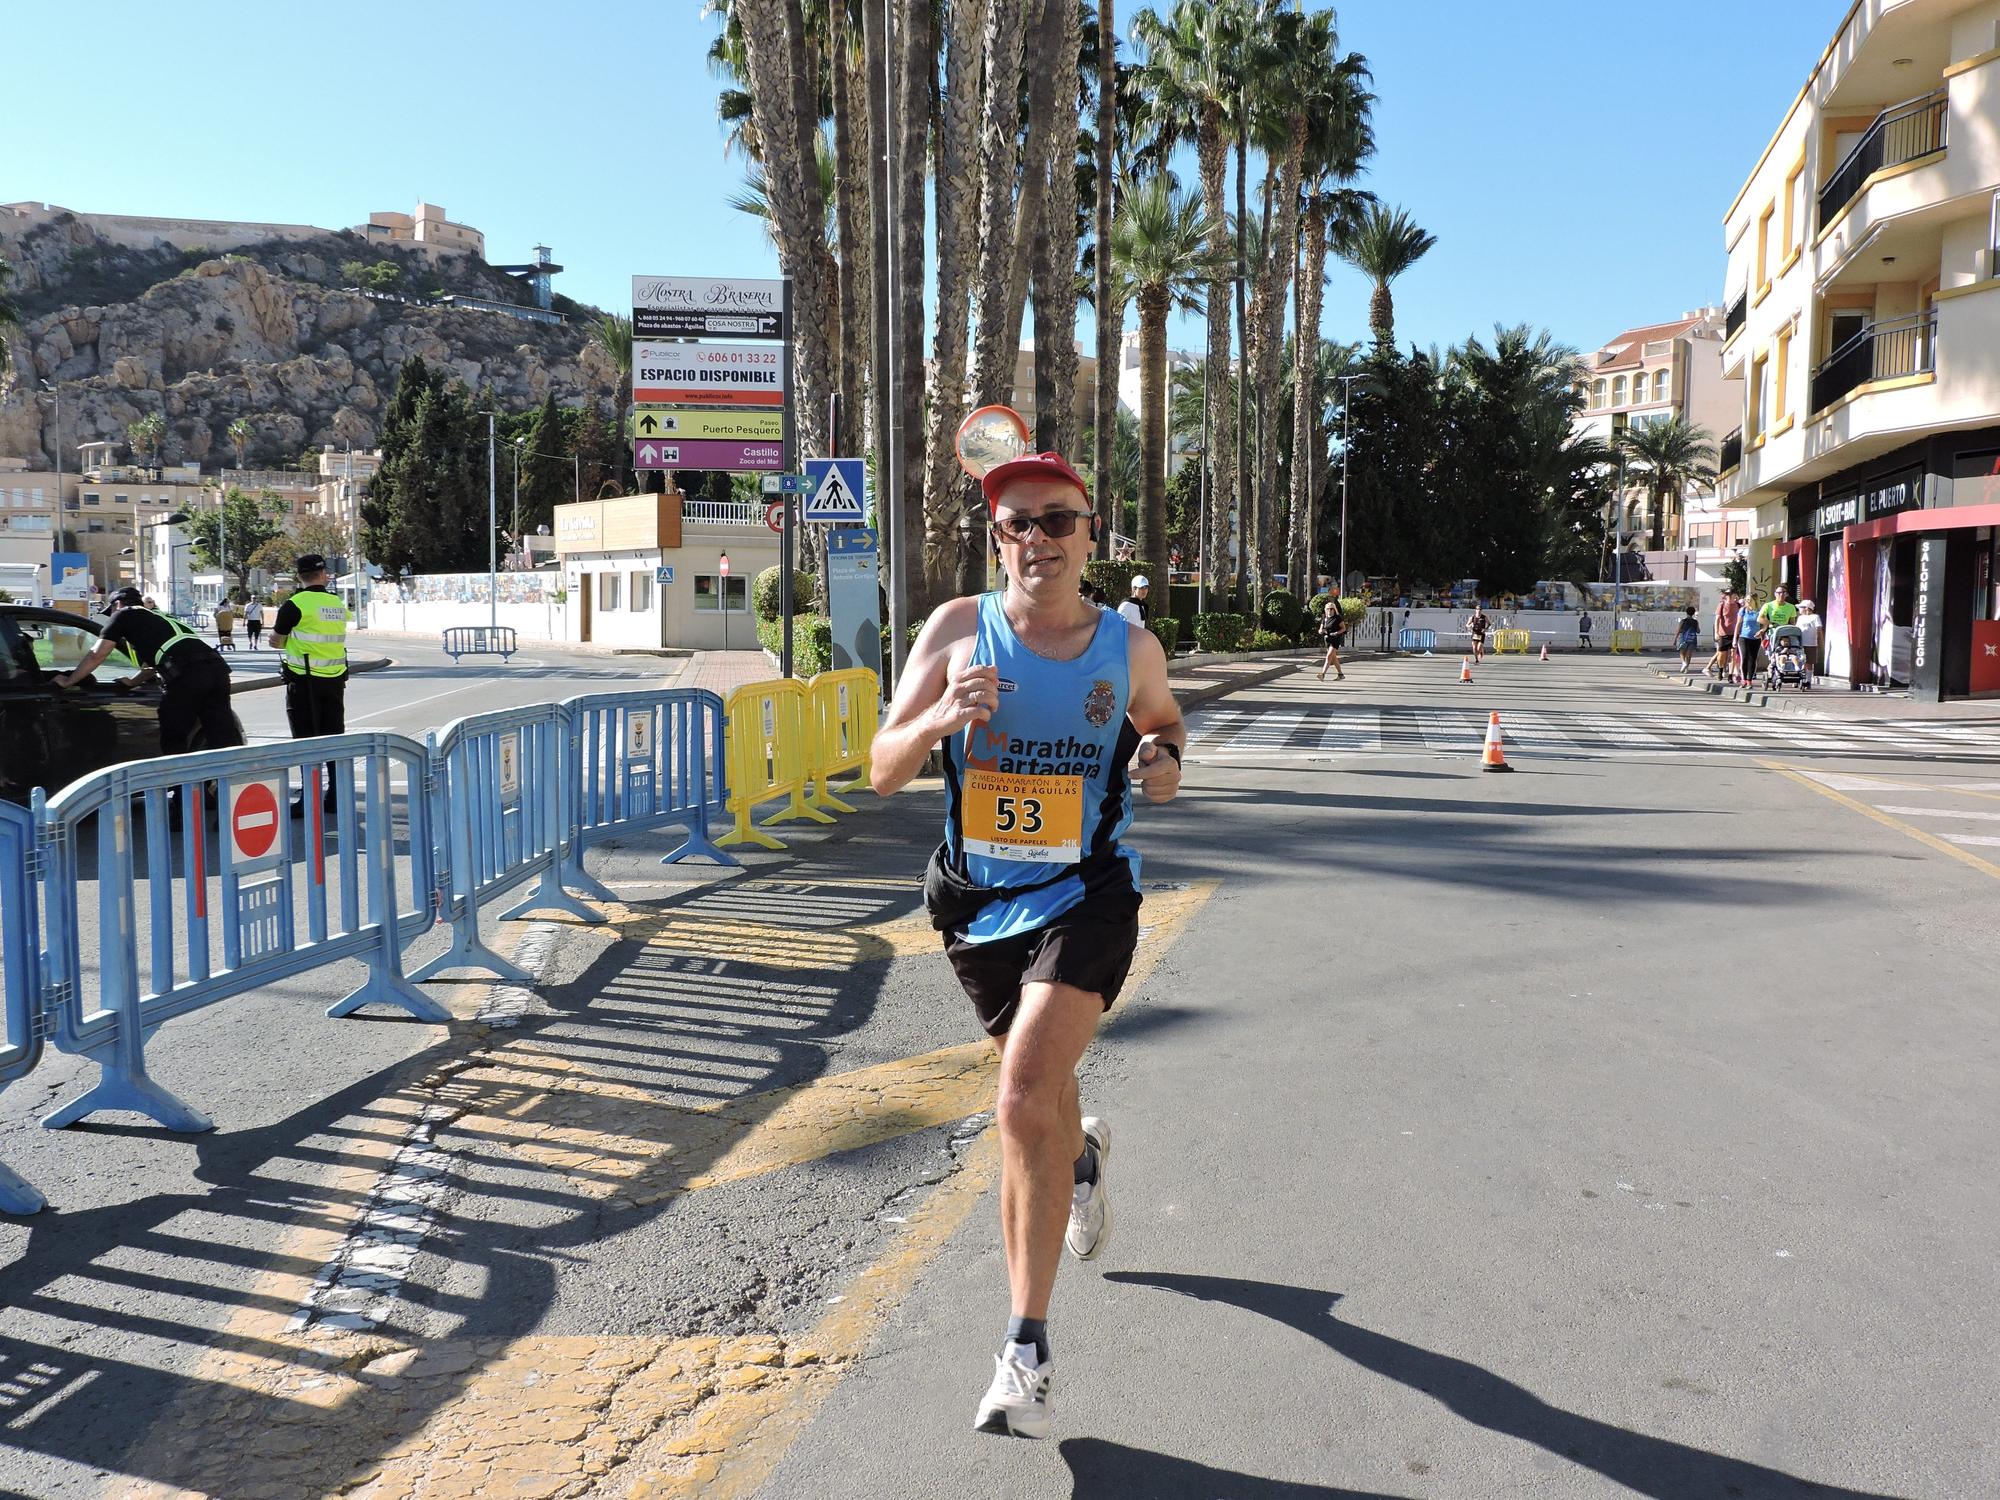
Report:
52,638,117,689
1123,623,1184,805
869,598,986,797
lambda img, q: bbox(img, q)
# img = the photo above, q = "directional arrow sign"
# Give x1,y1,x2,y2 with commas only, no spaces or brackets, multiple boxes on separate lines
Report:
803,457,868,523
627,406,784,441
632,439,786,472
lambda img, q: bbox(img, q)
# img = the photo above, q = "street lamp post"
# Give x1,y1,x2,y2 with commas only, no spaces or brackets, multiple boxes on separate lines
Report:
1336,372,1363,591
1197,358,1211,618
512,436,525,567
38,380,64,569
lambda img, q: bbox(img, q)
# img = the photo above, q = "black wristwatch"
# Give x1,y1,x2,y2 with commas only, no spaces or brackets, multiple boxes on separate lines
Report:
1155,740,1182,766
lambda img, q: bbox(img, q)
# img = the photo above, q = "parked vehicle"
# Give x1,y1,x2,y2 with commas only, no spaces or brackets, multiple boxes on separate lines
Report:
0,606,163,800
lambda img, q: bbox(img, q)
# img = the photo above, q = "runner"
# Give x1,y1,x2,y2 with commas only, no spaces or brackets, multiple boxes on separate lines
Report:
1465,602,1490,664
1316,597,1347,681
1674,605,1701,672
870,447,1185,1440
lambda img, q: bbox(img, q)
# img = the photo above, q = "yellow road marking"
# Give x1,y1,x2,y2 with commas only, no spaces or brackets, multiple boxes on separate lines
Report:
1760,758,2000,881
119,875,1220,1497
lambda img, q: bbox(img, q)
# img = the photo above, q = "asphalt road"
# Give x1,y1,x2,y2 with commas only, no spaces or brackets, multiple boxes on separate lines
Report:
1,652,1995,1498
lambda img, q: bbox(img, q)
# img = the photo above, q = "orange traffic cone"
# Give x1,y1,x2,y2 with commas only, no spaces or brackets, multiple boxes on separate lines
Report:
1459,656,1473,684
1539,642,1550,662
1480,711,1513,772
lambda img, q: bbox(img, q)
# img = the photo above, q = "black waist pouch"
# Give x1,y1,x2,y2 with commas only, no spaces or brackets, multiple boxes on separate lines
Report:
922,841,1136,932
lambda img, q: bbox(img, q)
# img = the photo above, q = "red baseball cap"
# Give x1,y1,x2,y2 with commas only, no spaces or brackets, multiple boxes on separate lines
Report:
980,451,1091,510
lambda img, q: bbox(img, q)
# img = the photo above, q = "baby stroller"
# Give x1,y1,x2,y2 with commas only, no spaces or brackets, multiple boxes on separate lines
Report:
1765,623,1812,691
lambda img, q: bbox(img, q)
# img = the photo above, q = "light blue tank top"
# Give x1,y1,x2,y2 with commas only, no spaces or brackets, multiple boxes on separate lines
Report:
942,592,1140,943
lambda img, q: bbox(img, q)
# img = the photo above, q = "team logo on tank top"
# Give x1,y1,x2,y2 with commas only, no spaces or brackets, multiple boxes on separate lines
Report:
1084,679,1116,728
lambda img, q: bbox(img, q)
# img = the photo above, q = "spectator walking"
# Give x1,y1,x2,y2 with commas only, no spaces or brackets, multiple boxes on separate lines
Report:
1577,609,1594,652
1674,606,1700,671
244,596,265,648
1316,599,1347,681
1797,597,1824,674
1709,586,1741,679
1736,592,1765,683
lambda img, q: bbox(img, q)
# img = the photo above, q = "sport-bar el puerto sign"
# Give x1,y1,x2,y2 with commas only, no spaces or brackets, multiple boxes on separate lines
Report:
632,276,786,341
633,342,785,407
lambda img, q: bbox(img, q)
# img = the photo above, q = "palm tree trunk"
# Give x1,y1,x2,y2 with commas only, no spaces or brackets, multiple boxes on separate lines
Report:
736,0,833,461
832,24,867,454
894,0,931,608
1091,0,1118,557
963,0,1031,595
1299,198,1329,587
1197,110,1234,598
1287,200,1323,591
862,0,895,603
1256,118,1307,593
1138,286,1170,565
921,0,991,609
1037,0,1083,460
999,0,1067,384
1232,112,1249,600
1369,281,1393,349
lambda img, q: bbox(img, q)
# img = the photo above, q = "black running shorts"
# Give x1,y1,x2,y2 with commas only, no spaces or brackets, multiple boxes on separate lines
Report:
944,900,1142,1038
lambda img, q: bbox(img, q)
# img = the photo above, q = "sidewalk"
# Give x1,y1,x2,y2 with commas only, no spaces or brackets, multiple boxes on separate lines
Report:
1652,663,2000,721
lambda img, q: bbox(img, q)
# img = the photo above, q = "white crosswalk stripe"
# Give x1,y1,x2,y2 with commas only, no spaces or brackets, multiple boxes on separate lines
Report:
1186,702,2000,761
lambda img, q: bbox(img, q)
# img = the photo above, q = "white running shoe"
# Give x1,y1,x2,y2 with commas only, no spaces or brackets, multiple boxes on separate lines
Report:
973,1344,1053,1438
1066,1116,1112,1261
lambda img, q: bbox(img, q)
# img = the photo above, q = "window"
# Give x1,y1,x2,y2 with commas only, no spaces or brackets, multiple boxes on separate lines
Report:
1593,379,1607,408
1727,521,1750,547
1653,369,1671,402
1612,375,1627,406
1755,202,1775,294
84,492,101,506
1782,157,1804,257
1749,353,1769,438
694,575,749,612
597,571,620,612
1774,326,1792,421
1688,525,1717,549
629,570,653,613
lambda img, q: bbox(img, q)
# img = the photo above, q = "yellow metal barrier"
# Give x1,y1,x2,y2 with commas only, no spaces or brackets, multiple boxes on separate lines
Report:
1493,629,1531,655
1609,628,1645,654
807,668,881,814
717,679,830,851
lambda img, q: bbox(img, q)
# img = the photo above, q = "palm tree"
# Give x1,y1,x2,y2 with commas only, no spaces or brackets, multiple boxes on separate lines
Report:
1616,415,1718,551
730,128,839,248
589,312,633,491
128,413,166,472
227,417,254,471
1091,0,1121,554
1335,203,1436,351
1110,174,1218,567
1131,0,1245,594
1033,0,1086,460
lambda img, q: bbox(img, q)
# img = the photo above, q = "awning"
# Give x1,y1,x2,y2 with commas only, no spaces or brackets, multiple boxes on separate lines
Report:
1843,501,2000,545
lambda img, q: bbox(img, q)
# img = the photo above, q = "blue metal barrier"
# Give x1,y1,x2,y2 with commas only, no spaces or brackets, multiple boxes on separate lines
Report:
1397,628,1438,653
0,799,46,1212
442,625,519,661
37,733,445,1132
413,704,599,984
561,689,733,900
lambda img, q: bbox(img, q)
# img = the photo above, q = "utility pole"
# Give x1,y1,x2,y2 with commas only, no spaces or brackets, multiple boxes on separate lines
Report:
487,411,498,629
1613,453,1626,627
1197,358,1210,618
345,446,359,626
512,436,525,565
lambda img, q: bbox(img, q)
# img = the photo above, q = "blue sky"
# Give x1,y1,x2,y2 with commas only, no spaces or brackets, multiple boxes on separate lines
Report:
11,0,1833,360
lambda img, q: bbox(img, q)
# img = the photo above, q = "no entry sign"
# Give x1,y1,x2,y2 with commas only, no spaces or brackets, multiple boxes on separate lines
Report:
229,777,285,871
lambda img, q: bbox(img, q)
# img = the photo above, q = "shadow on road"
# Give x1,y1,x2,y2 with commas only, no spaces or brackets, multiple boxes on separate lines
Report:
1107,1272,1913,1500
1061,1436,1414,1498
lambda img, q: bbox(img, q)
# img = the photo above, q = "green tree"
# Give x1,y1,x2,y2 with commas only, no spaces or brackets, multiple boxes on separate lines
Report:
362,262,402,292
1335,203,1437,351
519,393,573,534
363,358,489,574
0,257,19,377
1616,415,1718,552
573,404,625,499
187,486,287,599
128,412,166,470
1110,173,1220,569
227,416,254,469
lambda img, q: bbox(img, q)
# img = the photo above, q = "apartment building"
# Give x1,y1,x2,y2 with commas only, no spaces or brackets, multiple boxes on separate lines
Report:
1718,0,2000,697
1574,308,1741,573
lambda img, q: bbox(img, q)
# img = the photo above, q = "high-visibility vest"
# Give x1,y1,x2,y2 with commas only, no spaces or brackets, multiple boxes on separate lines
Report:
126,608,204,671
282,588,349,679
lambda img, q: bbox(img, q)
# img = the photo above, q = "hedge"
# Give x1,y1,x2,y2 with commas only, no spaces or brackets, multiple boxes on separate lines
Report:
1149,616,1180,657
1261,588,1304,641
753,565,815,622
1306,592,1370,628
1082,559,1161,609
1193,612,1250,652
756,614,924,679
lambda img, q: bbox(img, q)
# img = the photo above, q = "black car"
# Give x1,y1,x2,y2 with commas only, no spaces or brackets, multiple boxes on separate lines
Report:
0,605,163,801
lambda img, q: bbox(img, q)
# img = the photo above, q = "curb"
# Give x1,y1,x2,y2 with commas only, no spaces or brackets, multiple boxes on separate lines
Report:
1651,668,1829,719
1173,659,1304,711
229,655,393,696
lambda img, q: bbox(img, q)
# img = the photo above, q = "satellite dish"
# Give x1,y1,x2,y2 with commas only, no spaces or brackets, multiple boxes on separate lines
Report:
954,405,1031,479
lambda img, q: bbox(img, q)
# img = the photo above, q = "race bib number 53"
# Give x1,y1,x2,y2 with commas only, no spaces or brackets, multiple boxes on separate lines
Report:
961,769,1084,864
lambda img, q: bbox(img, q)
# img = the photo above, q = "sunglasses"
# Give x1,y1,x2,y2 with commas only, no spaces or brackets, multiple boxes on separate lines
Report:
992,508,1093,542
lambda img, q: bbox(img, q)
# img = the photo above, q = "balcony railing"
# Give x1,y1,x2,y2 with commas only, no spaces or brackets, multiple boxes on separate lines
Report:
1724,291,1746,341
1809,309,1936,414
1817,90,1947,228
1719,427,1743,473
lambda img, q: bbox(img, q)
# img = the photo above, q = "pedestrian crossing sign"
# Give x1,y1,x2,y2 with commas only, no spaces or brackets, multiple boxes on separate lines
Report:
804,458,868,522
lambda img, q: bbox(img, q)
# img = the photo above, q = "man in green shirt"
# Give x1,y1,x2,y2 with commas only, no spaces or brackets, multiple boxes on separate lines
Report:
1759,586,1800,633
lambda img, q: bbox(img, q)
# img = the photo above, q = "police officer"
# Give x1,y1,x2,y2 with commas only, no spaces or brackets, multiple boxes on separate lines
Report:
270,554,349,813
53,588,244,784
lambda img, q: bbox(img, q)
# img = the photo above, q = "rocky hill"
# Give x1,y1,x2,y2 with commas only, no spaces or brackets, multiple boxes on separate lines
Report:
0,211,619,470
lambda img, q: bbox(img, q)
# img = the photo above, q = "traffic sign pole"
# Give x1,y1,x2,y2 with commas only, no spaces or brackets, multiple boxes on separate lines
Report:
780,278,795,680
